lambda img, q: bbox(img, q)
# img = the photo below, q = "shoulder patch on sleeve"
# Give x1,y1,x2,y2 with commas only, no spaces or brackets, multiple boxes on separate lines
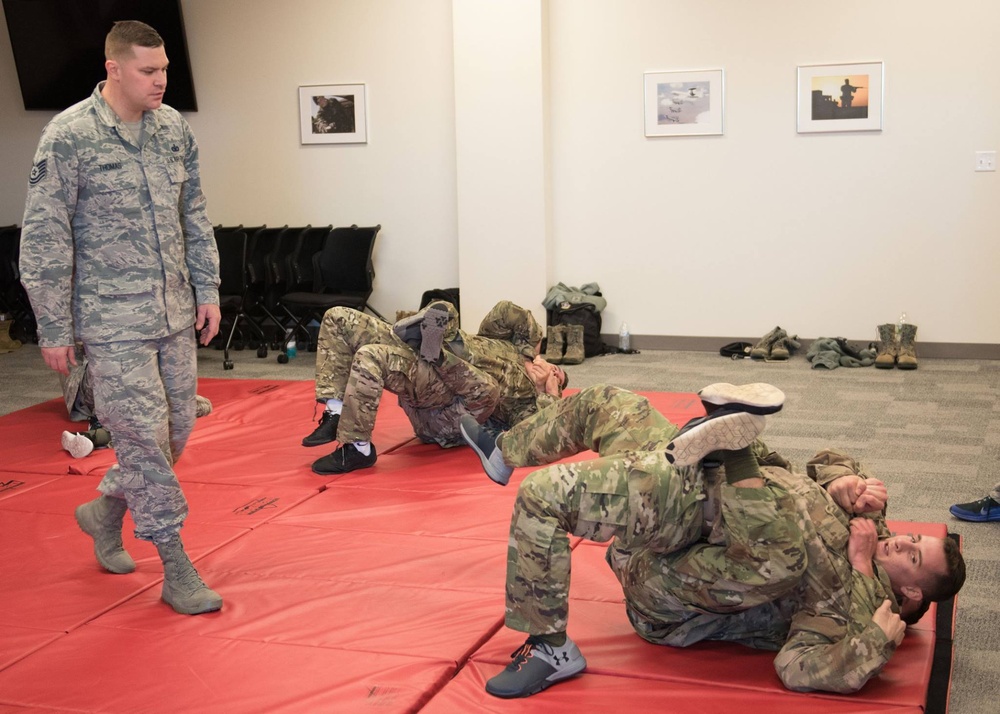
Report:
28,159,48,185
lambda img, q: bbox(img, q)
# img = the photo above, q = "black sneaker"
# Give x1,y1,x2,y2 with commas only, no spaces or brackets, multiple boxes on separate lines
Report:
302,411,339,447
312,443,377,475
485,635,587,698
950,495,1000,522
459,415,513,485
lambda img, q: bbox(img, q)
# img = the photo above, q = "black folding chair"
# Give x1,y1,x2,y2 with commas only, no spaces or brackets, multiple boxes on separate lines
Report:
0,225,37,343
243,225,290,352
214,226,278,370
276,225,384,364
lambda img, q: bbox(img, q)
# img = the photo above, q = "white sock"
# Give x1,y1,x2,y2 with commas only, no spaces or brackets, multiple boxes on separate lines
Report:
353,441,371,456
326,398,343,415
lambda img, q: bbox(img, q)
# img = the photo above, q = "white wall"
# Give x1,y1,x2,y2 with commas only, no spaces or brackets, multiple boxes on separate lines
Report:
547,0,1000,343
453,0,550,326
1,0,998,344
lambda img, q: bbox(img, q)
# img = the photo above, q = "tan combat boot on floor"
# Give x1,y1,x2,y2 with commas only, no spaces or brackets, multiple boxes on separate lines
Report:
0,314,22,354
156,536,223,615
544,325,565,364
897,323,918,370
561,324,585,365
74,495,136,574
769,333,800,361
750,326,786,360
874,323,898,369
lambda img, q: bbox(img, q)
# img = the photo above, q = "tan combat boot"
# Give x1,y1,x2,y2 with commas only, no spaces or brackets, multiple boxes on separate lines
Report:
897,323,918,370
874,324,898,369
769,334,800,361
561,324,586,365
156,536,223,615
0,314,22,354
74,495,136,574
544,325,565,364
750,326,786,360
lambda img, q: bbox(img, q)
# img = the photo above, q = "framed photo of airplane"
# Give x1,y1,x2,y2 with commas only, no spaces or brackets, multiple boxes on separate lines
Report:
797,62,883,133
643,69,724,137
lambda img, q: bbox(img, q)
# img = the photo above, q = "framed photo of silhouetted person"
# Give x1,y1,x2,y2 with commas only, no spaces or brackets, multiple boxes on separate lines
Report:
643,69,725,137
797,62,883,133
299,83,368,144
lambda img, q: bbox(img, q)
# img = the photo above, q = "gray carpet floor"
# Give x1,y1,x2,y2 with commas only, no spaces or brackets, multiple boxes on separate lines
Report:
1,342,996,712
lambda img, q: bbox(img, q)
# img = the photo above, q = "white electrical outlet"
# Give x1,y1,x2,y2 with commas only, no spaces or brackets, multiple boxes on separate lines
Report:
975,150,996,172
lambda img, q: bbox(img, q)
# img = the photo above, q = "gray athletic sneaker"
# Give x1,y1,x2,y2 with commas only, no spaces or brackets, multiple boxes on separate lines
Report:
665,410,767,467
485,635,587,698
459,415,513,485
697,382,785,415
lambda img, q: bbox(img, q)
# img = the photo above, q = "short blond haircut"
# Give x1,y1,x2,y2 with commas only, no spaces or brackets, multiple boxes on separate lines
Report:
105,20,163,61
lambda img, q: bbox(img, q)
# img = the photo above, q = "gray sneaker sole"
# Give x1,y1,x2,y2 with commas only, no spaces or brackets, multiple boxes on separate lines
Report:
698,383,785,415
666,412,766,467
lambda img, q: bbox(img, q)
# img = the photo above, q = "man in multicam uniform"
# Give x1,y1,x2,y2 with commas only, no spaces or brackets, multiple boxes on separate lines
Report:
19,21,223,616
459,383,966,698
301,299,566,475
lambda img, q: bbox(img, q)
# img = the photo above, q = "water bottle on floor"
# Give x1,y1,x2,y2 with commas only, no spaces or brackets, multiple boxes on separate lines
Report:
619,322,630,352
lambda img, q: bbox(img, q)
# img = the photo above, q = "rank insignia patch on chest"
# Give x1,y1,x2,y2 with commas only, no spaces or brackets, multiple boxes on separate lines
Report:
171,144,180,152
28,159,47,185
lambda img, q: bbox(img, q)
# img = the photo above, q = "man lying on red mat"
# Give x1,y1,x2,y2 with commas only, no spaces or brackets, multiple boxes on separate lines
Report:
459,383,966,698
300,299,566,476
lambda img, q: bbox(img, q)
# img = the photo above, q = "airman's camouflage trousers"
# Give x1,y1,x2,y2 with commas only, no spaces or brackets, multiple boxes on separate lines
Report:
314,307,499,446
500,385,805,636
86,328,197,544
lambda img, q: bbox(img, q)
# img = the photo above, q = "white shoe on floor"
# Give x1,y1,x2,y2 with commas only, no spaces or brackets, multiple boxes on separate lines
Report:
61,431,95,459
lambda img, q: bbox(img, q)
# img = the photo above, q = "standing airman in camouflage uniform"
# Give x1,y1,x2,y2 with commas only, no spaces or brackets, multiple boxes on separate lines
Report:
460,384,965,698
303,300,566,475
19,21,223,615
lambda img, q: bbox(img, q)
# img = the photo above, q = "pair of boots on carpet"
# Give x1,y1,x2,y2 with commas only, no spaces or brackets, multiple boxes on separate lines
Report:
543,324,584,365
75,494,222,615
750,326,800,361
875,322,918,370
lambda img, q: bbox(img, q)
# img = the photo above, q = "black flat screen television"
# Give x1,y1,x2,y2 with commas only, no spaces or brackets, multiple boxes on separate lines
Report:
2,0,197,111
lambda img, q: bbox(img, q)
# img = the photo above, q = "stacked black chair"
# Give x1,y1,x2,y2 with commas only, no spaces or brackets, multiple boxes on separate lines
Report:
276,225,383,364
0,225,37,343
214,226,270,370
275,224,332,352
244,225,290,352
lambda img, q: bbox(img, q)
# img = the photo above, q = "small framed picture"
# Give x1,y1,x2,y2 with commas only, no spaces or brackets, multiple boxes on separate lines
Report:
299,83,368,144
643,69,724,137
797,62,883,133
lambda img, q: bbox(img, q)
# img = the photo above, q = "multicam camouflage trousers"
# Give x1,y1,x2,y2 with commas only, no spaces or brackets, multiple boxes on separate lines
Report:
85,328,197,543
498,385,805,636
314,307,499,446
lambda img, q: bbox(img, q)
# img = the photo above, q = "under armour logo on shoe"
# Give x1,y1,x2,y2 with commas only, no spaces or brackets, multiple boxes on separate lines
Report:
555,652,570,664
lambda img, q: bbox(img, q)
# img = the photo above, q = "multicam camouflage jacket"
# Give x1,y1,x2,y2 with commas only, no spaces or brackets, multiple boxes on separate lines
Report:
771,449,897,694
20,83,219,347
456,300,555,427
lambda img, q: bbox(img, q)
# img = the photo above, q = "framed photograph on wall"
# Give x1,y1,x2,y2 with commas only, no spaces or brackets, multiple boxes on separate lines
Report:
797,62,883,133
643,69,724,137
299,83,368,144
